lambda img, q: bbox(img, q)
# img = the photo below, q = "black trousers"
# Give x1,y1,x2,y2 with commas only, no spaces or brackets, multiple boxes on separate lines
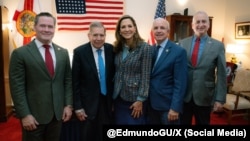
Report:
60,114,81,141
181,99,211,125
80,94,111,141
22,116,62,141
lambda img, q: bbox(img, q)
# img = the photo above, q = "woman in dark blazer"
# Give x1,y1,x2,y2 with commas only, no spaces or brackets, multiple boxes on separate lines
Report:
113,15,154,125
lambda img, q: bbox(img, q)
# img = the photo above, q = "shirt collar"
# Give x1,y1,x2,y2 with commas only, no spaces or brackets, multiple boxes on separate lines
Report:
34,39,53,49
157,38,168,48
91,44,104,52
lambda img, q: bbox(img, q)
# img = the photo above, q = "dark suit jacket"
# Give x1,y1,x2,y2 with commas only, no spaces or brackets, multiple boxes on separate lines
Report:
179,36,227,106
9,40,73,124
72,42,115,119
150,40,188,113
113,42,153,102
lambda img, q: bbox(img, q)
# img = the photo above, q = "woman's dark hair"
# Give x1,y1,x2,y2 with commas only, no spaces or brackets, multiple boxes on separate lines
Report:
114,15,144,53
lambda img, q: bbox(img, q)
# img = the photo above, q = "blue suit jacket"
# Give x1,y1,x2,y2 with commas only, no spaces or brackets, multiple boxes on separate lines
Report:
149,40,187,113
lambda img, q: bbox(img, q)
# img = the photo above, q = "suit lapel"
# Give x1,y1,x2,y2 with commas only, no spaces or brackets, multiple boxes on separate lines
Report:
122,47,138,63
53,44,64,78
103,45,112,78
185,37,193,65
86,44,99,80
198,37,212,64
153,43,171,72
27,41,49,76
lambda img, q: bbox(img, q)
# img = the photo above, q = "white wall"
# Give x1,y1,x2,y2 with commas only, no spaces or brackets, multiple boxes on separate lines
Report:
1,0,250,68
224,0,250,69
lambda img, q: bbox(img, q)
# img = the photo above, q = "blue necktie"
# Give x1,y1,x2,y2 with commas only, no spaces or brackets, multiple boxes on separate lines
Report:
97,49,107,95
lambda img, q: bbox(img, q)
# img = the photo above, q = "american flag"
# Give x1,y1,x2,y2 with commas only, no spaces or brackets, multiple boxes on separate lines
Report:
55,0,124,31
148,0,166,45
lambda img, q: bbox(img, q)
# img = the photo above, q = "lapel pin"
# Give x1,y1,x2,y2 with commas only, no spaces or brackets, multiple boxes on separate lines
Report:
166,49,169,53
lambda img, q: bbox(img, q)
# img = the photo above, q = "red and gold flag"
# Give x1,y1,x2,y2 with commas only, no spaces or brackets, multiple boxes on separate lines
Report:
12,0,41,47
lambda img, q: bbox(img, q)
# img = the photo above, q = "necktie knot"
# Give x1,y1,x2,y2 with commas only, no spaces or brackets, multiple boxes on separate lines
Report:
97,49,102,55
196,38,200,42
43,44,50,49
156,45,161,54
157,45,161,49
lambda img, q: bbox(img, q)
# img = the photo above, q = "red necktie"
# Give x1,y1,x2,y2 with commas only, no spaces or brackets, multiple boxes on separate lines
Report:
43,45,54,77
191,38,200,67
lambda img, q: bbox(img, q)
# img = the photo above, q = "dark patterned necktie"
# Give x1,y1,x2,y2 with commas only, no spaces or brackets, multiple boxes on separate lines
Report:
155,45,161,61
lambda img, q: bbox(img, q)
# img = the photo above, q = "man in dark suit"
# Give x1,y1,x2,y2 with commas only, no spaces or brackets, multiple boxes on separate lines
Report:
9,12,73,141
179,11,227,125
148,17,188,125
72,21,115,141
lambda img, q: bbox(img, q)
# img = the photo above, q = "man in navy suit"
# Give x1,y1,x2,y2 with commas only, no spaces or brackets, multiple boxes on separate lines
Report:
72,21,115,141
148,17,188,125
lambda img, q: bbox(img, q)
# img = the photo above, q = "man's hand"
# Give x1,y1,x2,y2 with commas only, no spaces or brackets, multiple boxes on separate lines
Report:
22,115,39,131
62,105,73,122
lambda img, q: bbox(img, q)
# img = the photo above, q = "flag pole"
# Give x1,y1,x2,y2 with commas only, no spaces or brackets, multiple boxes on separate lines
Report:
148,0,166,45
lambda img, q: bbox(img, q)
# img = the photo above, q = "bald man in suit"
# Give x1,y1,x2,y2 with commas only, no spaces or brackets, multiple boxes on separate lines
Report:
148,17,188,125
179,11,227,125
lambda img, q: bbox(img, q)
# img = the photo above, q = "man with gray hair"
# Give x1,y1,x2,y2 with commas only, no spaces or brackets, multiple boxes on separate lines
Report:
179,11,227,125
72,21,115,141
